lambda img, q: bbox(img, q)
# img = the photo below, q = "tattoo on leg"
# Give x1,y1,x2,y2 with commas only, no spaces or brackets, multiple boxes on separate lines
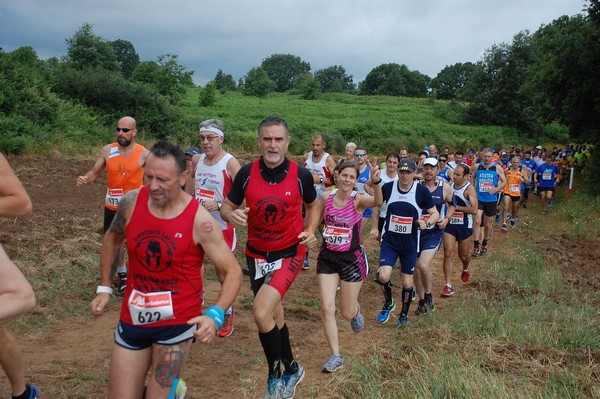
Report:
154,341,189,388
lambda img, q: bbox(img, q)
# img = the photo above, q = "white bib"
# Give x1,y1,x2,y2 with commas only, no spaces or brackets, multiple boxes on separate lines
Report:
128,289,174,326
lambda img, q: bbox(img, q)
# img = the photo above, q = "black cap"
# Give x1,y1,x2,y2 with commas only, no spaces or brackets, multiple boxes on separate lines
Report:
398,157,416,172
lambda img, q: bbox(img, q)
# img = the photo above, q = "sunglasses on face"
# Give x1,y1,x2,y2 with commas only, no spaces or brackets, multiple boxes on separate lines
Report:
354,153,367,157
116,127,132,133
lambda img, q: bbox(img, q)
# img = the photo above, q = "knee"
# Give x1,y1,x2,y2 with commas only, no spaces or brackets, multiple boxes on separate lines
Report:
320,300,336,320
252,301,271,325
340,305,356,321
376,268,391,283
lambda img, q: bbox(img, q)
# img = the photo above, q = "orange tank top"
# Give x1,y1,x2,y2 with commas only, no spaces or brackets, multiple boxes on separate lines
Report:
503,169,522,196
105,143,145,210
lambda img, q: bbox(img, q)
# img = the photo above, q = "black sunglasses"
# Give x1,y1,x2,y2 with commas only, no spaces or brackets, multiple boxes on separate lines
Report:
116,127,132,133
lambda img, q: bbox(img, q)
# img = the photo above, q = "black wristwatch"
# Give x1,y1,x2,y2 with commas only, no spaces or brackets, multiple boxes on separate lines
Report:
373,179,382,185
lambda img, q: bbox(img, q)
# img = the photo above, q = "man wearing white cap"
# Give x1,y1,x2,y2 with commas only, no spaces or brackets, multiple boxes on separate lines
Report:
190,119,241,338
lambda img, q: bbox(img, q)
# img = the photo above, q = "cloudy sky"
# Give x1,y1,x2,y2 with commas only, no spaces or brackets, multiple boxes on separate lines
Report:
0,0,586,86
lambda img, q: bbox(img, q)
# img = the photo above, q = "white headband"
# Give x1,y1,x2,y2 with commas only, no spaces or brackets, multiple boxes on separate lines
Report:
199,126,224,137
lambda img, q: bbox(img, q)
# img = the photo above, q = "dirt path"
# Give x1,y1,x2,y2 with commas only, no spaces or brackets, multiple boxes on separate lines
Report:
0,155,522,398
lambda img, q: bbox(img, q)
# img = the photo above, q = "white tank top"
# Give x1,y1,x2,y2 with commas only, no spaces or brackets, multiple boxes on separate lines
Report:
194,153,234,230
304,152,332,195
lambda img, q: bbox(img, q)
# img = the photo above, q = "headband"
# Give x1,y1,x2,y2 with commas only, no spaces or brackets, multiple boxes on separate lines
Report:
199,126,224,137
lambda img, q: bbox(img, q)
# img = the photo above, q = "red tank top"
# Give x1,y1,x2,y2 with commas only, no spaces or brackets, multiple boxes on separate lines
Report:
245,159,306,258
120,186,205,327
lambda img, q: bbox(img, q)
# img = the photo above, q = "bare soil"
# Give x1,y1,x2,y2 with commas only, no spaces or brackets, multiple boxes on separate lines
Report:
0,155,598,398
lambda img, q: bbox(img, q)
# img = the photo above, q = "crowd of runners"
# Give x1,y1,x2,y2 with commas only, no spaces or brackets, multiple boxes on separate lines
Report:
1,115,594,399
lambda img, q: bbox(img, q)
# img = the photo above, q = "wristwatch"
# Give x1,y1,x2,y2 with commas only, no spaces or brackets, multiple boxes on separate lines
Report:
217,201,222,211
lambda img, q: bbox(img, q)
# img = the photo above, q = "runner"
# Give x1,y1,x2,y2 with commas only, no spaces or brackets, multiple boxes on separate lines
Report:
318,160,382,373
90,141,242,399
353,147,374,231
471,148,506,257
441,164,478,297
375,157,439,327
535,155,560,212
520,151,537,208
501,155,525,231
191,119,242,338
0,154,40,399
220,116,321,399
338,142,357,166
76,116,149,295
436,153,454,183
413,158,454,314
369,152,399,241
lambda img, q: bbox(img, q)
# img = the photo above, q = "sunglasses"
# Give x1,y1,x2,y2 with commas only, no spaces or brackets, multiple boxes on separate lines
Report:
199,135,219,142
354,153,367,157
116,127,132,133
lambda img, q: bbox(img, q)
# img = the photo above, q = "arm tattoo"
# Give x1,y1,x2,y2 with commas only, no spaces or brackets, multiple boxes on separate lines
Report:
108,191,138,235
154,341,189,388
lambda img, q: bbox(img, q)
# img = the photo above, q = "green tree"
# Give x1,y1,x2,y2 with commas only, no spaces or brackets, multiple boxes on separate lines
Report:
431,62,477,100
261,53,311,92
295,72,321,100
213,69,237,93
131,54,193,102
199,81,217,106
359,63,429,97
64,23,118,71
242,67,274,97
314,65,355,92
111,39,140,79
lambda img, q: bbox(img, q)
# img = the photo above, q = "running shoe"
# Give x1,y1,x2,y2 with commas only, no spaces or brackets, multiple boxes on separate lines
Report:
350,303,364,333
514,215,519,221
510,220,516,229
479,245,488,256
397,314,409,328
264,377,284,399
415,300,427,316
242,265,250,276
522,203,527,208
281,362,304,398
461,269,471,282
442,284,455,297
495,213,501,223
501,223,507,232
376,299,396,323
302,256,310,270
25,384,39,399
425,299,435,313
116,272,127,296
471,247,480,257
506,214,512,220
322,355,343,373
217,308,234,337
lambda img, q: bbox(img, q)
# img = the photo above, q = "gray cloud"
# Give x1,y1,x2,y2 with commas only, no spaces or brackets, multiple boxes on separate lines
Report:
0,0,585,85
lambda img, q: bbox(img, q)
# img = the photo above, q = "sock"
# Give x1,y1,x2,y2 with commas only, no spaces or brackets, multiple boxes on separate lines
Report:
474,240,479,248
12,385,31,399
482,239,488,247
382,280,393,304
401,287,413,315
259,326,281,378
279,324,297,374
424,292,433,304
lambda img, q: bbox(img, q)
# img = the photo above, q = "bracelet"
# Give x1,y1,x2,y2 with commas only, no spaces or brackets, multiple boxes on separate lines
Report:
373,179,382,185
204,306,225,329
304,228,314,234
319,177,324,184
96,285,113,295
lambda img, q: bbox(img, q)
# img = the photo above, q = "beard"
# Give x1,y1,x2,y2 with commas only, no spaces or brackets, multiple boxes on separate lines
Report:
117,136,132,147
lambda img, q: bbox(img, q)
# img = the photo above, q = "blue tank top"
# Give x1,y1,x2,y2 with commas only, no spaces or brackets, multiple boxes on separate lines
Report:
475,163,499,203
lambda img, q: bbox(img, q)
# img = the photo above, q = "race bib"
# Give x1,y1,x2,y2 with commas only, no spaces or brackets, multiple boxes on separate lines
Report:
322,226,351,245
509,184,520,193
542,172,552,180
195,187,215,201
389,215,413,234
450,212,464,225
105,188,124,207
479,182,493,193
128,289,174,326
254,257,283,279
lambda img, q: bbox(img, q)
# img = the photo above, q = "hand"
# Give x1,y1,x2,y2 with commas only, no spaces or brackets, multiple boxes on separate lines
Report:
188,315,217,344
76,175,88,186
298,230,318,249
202,199,219,212
369,227,380,241
90,293,110,316
368,158,381,181
229,207,249,228
417,219,428,230
437,217,449,229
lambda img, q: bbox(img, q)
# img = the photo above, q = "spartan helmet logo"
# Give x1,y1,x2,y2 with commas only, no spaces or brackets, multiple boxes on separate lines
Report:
135,234,173,273
256,200,286,226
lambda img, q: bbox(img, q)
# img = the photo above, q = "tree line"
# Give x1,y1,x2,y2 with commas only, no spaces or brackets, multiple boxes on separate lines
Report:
1,2,599,155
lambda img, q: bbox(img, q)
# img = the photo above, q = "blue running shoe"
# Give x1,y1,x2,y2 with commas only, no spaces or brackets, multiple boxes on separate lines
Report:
351,303,364,333
322,355,343,373
26,384,40,399
264,377,284,399
282,362,304,399
376,299,396,323
495,213,501,223
397,314,409,328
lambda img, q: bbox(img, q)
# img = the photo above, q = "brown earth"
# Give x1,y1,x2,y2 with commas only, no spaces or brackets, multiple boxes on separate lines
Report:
0,155,598,398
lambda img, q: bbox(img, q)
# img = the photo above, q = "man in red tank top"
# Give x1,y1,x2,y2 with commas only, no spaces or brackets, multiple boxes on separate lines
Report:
221,116,322,398
76,116,150,295
90,141,242,399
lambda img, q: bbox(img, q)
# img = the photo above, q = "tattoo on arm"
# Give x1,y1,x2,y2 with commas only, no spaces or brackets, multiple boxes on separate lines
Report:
108,191,138,235
154,341,190,388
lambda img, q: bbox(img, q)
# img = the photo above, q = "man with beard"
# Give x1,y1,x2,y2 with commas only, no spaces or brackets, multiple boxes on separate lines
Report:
77,116,149,295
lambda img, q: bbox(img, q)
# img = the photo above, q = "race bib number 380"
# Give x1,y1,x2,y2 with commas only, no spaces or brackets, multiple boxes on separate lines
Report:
389,215,413,234
128,289,174,325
